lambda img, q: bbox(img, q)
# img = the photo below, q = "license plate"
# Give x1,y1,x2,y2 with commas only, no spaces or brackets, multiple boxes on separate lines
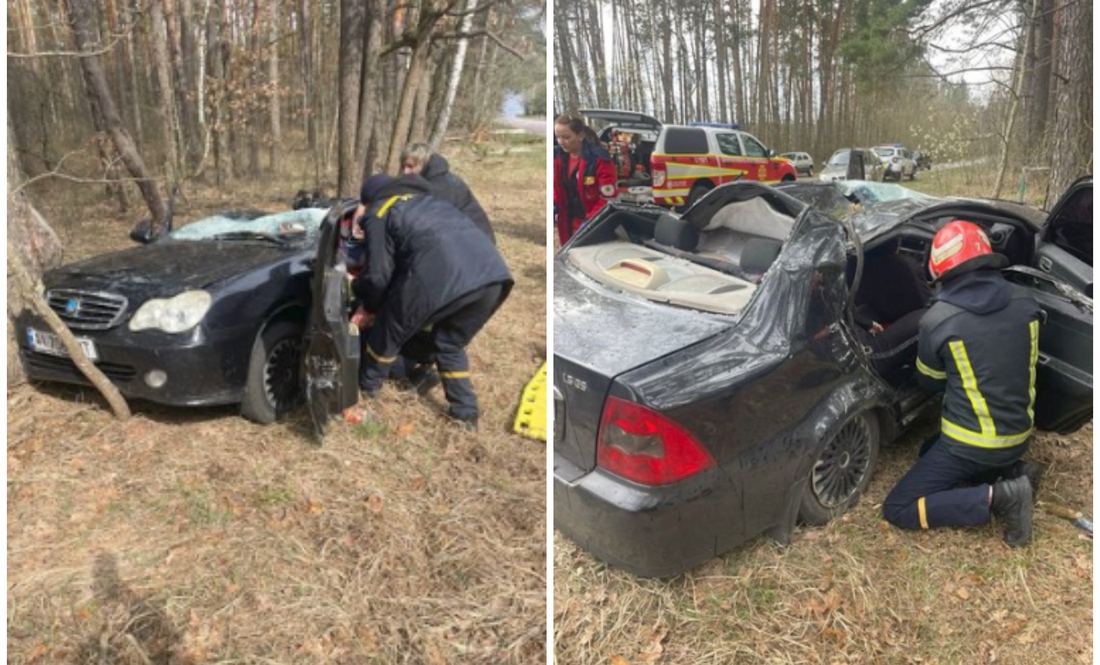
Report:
26,327,98,361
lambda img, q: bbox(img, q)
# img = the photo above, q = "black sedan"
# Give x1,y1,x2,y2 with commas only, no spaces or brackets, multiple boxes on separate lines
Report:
18,202,363,436
553,179,1092,577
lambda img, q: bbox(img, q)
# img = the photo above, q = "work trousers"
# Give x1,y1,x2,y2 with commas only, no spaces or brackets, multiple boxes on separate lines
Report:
882,439,1012,530
359,283,504,420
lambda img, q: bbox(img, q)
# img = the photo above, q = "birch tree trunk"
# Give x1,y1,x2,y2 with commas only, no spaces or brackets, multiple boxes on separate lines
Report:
429,0,478,148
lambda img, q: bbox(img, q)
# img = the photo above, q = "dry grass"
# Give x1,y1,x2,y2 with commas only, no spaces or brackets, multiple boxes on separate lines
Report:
553,173,1093,664
554,422,1093,665
8,136,548,664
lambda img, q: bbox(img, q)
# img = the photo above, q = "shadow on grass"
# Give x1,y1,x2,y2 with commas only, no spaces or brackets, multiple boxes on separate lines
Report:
75,553,181,664
494,219,547,247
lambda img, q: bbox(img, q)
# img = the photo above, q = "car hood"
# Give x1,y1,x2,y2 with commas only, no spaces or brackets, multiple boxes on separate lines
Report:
554,262,731,377
45,240,301,299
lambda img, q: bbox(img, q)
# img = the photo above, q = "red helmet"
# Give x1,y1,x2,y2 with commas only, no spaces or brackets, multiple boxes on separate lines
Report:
928,220,1007,282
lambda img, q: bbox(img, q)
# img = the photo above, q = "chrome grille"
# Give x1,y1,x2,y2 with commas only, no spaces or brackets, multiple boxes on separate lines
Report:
46,289,128,330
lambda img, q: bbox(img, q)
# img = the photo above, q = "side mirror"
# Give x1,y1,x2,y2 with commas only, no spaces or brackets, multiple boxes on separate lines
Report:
766,148,775,158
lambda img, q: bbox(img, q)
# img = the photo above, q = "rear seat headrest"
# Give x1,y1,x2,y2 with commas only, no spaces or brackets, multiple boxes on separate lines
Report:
655,213,699,251
740,237,782,275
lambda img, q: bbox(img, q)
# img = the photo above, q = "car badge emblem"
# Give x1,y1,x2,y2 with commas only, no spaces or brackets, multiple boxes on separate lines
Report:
65,298,80,315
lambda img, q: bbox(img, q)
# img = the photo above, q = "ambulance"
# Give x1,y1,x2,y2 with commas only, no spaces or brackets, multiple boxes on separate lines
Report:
650,122,798,208
577,110,797,209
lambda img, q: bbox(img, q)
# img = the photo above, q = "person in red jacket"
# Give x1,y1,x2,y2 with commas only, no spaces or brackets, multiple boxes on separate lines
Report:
553,114,617,246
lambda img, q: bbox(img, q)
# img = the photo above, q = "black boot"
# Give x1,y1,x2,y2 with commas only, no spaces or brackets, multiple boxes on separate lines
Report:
1004,460,1044,497
401,364,441,396
991,476,1033,547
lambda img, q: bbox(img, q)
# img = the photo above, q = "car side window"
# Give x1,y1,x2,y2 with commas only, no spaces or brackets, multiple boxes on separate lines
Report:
663,128,709,154
741,134,767,158
717,133,743,156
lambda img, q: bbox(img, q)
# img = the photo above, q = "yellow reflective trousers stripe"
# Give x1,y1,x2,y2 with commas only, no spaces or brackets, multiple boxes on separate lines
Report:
917,497,929,530
948,340,995,436
440,371,471,379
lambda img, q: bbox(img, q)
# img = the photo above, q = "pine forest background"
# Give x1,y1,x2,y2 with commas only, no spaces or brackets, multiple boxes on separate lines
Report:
554,0,1091,203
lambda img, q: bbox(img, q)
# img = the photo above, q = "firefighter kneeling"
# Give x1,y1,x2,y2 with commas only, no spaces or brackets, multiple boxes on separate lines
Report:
351,173,513,431
883,221,1041,546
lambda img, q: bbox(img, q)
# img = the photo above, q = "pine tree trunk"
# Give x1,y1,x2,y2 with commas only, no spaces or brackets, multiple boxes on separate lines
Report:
337,0,366,196
66,0,166,223
1046,0,1092,198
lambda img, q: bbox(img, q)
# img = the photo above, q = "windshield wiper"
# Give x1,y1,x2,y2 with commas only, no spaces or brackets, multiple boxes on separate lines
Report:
208,231,288,245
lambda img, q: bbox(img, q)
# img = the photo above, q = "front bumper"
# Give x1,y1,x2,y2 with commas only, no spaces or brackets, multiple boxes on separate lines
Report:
554,452,747,578
17,313,259,407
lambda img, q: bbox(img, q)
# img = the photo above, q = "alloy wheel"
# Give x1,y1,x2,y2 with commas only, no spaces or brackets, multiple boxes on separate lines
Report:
264,338,302,413
811,416,874,508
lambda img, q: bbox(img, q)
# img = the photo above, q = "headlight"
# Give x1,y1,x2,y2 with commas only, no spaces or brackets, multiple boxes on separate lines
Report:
129,290,212,333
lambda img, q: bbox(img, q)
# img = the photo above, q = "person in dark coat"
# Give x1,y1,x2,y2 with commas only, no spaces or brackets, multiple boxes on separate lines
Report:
882,220,1041,547
401,143,495,244
352,173,513,429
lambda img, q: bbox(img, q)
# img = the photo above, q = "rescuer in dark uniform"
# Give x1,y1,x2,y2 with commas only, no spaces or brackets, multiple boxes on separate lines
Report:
400,142,495,244
352,173,513,430
882,221,1041,546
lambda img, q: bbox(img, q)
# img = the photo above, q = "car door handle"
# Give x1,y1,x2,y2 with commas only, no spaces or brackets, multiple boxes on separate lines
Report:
1038,256,1053,273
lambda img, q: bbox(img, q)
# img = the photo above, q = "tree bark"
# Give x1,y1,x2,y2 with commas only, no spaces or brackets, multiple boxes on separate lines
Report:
338,0,366,195
66,0,166,223
429,0,478,148
268,0,282,173
1046,0,1092,199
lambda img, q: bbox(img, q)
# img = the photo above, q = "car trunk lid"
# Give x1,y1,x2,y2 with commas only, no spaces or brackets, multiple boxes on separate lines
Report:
554,264,731,475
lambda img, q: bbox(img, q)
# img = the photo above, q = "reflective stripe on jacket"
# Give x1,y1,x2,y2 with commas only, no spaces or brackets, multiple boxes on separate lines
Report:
916,280,1042,464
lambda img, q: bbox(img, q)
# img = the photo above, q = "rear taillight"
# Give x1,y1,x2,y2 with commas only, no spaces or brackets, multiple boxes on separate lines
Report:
652,166,666,187
596,396,716,485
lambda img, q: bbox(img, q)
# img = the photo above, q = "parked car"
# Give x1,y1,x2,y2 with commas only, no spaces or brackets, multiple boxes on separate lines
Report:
873,144,917,181
553,179,1092,577
17,202,363,438
781,152,815,177
818,148,886,183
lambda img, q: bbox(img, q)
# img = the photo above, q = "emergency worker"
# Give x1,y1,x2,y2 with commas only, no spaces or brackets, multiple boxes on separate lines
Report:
882,221,1041,546
553,113,617,246
400,142,495,244
352,173,513,430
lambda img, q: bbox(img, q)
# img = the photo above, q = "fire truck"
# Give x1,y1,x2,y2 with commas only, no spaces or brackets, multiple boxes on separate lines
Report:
579,110,798,209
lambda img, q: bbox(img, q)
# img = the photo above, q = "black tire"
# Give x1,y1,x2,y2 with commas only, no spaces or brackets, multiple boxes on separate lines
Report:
241,319,305,424
798,410,880,525
687,182,713,208
807,167,813,178
908,168,916,181
781,174,796,183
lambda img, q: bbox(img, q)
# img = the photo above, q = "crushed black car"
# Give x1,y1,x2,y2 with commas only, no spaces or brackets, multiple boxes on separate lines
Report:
18,201,364,437
553,178,1092,577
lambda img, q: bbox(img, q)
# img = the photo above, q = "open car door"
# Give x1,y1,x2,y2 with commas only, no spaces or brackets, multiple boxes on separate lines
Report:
1004,266,1093,435
302,203,361,441
1036,175,1092,297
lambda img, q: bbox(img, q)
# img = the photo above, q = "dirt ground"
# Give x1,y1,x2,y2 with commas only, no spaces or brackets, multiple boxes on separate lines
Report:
553,169,1093,665
7,138,548,664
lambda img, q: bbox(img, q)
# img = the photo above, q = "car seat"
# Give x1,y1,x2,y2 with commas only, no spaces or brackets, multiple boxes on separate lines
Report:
739,237,782,280
655,212,700,251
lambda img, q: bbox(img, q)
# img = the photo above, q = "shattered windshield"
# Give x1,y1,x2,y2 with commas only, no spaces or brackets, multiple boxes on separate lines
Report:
839,182,936,206
168,208,328,245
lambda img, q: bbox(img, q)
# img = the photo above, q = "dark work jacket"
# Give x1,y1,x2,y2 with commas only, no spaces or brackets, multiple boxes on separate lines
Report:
352,176,513,353
915,270,1042,465
421,153,495,244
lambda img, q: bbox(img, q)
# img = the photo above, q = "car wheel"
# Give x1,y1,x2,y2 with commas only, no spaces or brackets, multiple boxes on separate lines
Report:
798,410,880,525
687,182,713,208
807,167,813,178
908,168,916,181
241,319,305,424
